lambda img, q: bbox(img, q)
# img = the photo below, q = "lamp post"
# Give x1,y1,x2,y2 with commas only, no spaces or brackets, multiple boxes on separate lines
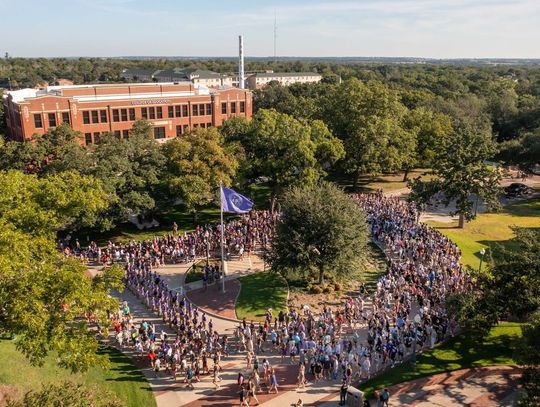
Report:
478,248,486,273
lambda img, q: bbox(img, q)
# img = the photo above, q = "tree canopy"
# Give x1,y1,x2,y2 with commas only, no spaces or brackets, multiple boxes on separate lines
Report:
162,127,239,219
408,123,501,227
232,109,344,203
0,170,123,372
268,182,368,285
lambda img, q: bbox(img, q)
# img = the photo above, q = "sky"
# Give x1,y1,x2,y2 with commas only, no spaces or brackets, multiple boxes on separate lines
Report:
2,0,539,58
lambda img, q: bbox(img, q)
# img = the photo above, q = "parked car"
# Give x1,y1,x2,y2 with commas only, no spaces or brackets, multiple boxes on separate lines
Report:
504,183,532,198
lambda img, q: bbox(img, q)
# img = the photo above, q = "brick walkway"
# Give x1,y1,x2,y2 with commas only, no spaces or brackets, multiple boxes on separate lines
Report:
381,365,522,406
186,279,240,320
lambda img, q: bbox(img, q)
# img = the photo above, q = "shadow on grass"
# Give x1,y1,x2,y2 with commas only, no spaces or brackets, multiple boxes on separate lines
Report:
97,347,151,389
236,272,288,318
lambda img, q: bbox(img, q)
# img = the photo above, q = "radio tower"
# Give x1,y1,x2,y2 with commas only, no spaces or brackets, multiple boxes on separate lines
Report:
273,10,277,64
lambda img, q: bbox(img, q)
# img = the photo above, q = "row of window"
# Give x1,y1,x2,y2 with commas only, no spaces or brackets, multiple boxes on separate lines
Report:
33,101,246,130
84,130,130,145
34,112,70,128
84,122,213,144
221,101,245,114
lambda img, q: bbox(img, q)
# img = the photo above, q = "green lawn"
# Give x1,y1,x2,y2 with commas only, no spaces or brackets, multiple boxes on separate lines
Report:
426,199,540,268
0,340,155,407
236,272,288,322
329,168,434,193
359,322,523,397
361,241,389,291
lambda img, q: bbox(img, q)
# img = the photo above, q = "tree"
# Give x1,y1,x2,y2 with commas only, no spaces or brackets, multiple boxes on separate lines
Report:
245,109,344,208
0,170,123,372
408,123,501,228
89,120,166,229
324,79,416,189
0,170,109,235
447,228,540,337
516,311,540,407
162,127,239,222
268,182,369,285
402,107,453,180
498,130,540,175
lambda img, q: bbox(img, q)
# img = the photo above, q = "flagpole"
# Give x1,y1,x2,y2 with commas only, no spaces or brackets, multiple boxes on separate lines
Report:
220,184,226,293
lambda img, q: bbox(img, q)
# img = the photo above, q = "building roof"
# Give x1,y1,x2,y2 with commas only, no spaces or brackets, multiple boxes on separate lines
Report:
120,68,155,77
5,82,211,104
250,72,322,79
153,68,223,80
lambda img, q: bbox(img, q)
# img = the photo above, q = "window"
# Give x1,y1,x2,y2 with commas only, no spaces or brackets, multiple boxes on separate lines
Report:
183,124,189,133
34,114,42,128
176,125,182,136
156,106,163,119
91,110,99,124
149,107,155,120
129,108,135,121
122,129,129,139
48,113,57,127
221,102,227,114
193,123,199,128
207,122,212,128
192,104,198,116
199,104,206,115
168,106,174,118
100,110,108,123
240,101,245,113
230,102,236,114
121,109,128,122
206,103,212,115
112,109,120,122
141,107,148,119
175,105,181,118
93,132,101,144
84,133,92,145
62,112,70,124
83,111,90,124
182,105,188,117
153,127,166,139
114,130,121,139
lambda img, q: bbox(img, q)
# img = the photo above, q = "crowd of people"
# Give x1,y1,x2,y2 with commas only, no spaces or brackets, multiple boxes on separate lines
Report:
59,210,277,267
64,192,471,404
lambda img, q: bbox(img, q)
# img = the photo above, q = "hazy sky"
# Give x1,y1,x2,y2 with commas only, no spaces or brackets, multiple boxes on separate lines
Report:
2,0,539,58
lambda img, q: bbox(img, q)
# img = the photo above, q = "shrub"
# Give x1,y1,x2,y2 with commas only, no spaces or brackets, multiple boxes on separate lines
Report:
310,285,323,294
334,282,343,292
323,285,334,294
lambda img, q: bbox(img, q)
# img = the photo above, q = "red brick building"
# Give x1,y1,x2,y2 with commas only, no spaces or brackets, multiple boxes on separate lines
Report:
3,82,252,144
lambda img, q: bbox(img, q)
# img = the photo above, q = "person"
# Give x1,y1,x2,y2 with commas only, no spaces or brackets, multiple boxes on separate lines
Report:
381,388,390,407
185,365,194,389
247,377,259,405
297,363,306,389
239,384,249,407
294,399,303,407
339,380,348,406
212,365,221,389
268,367,278,394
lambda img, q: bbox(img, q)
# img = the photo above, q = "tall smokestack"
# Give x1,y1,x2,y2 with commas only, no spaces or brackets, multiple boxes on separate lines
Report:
238,35,245,89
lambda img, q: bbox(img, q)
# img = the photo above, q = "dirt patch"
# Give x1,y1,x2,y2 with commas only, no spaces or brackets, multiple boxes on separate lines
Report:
0,384,20,407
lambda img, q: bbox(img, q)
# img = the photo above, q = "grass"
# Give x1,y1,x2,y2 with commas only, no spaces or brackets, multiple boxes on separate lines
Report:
0,340,155,407
362,241,389,291
359,322,523,398
329,168,434,194
426,199,540,269
235,272,288,322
